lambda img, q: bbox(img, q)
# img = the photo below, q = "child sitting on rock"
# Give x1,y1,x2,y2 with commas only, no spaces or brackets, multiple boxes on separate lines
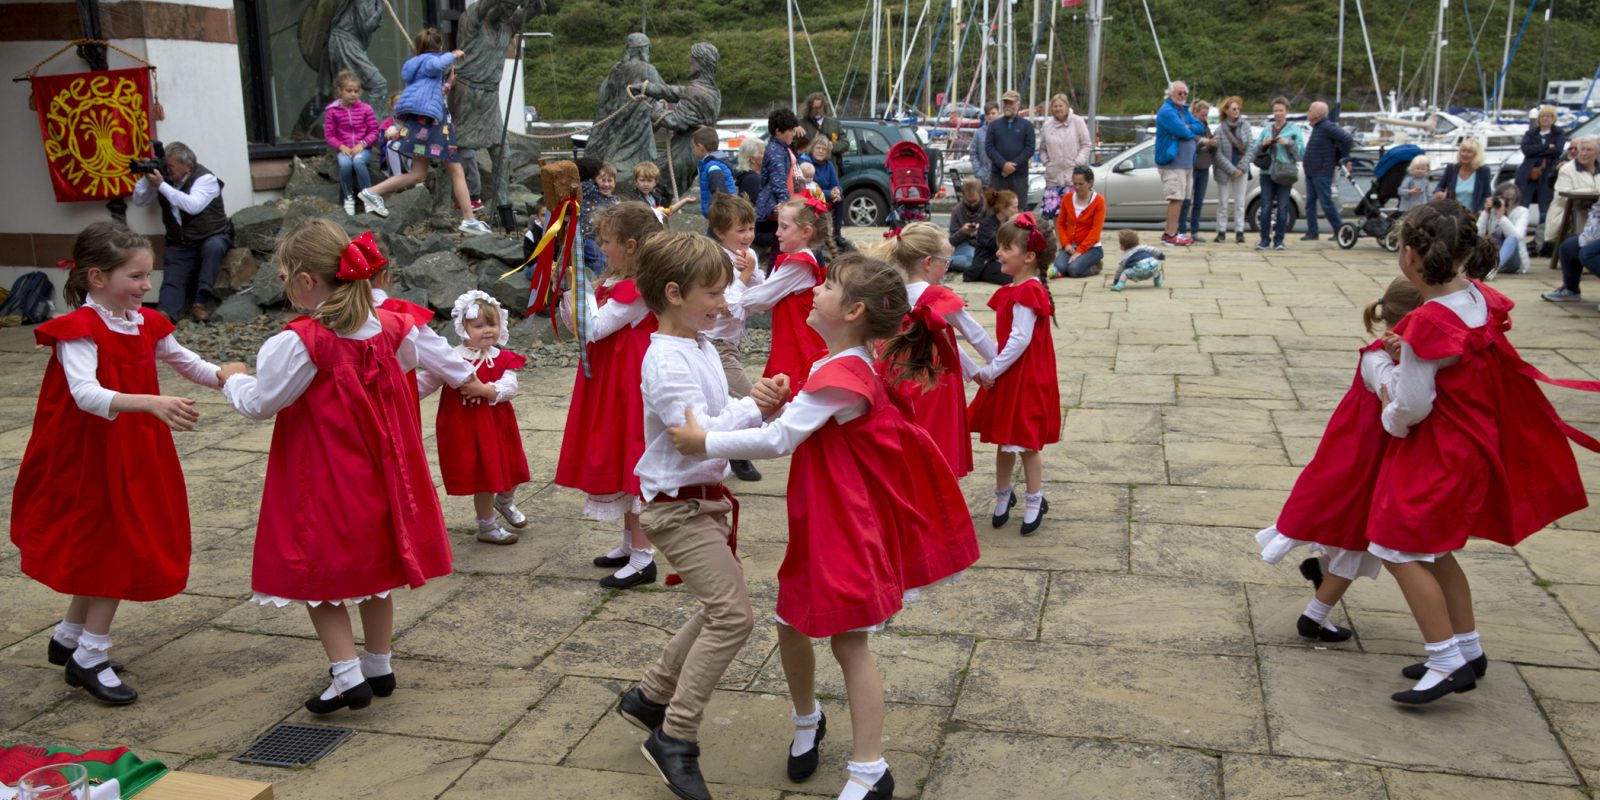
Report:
1111,229,1165,291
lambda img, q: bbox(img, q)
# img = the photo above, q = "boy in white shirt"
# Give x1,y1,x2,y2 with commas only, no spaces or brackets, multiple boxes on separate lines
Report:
616,231,778,800
706,193,766,481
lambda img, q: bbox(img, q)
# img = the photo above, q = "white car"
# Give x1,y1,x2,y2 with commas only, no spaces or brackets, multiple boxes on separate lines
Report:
1092,139,1305,231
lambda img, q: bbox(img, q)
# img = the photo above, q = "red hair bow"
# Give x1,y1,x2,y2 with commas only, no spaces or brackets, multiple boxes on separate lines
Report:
337,231,387,281
881,226,902,240
800,194,831,215
907,302,950,333
1012,212,1047,253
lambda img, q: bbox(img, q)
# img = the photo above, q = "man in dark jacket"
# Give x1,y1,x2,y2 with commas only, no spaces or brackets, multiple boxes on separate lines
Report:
130,142,231,322
984,90,1034,203
1301,101,1354,240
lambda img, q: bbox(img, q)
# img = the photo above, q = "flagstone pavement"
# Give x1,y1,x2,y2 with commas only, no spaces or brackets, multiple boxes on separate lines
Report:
3,232,1600,800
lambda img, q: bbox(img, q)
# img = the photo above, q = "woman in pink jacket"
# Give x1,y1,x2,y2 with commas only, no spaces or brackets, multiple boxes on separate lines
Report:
1038,94,1093,219
324,69,382,216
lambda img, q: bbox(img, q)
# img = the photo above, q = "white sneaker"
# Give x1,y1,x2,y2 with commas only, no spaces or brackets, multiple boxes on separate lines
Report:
459,219,492,236
494,493,528,528
343,196,356,216
475,519,518,545
358,189,388,218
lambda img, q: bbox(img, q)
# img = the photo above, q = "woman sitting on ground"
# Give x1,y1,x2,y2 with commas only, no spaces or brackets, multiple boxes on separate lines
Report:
1477,181,1530,277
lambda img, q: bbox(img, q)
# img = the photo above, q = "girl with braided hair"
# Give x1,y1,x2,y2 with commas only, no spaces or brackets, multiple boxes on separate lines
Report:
1369,199,1600,705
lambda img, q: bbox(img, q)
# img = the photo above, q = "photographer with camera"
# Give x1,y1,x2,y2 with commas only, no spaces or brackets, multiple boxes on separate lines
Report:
1477,181,1531,277
129,142,231,322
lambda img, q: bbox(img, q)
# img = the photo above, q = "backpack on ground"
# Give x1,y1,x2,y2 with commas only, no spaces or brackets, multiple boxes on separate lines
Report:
0,271,55,325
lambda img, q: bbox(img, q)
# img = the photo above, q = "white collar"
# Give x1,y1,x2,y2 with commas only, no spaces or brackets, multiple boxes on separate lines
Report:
84,297,143,326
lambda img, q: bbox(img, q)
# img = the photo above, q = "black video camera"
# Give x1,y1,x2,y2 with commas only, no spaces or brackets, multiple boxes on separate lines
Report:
130,140,166,176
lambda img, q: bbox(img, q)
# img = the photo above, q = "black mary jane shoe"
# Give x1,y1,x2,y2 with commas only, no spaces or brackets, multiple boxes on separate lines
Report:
593,553,631,568
304,672,375,714
786,711,826,782
619,686,668,733
367,672,396,698
852,768,895,800
599,562,657,590
1295,614,1353,642
1298,557,1324,590
48,639,122,671
1391,664,1477,705
1402,653,1487,681
64,659,138,705
642,727,711,800
991,490,1018,528
1019,497,1050,537
730,459,763,482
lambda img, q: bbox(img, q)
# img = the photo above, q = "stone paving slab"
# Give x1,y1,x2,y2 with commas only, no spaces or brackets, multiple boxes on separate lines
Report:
1220,753,1386,800
1040,572,1255,656
923,731,1220,800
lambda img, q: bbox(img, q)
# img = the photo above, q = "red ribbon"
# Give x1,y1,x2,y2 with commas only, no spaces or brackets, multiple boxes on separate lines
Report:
801,194,831,215
336,231,387,281
882,226,903,240
54,259,76,270
1012,212,1047,252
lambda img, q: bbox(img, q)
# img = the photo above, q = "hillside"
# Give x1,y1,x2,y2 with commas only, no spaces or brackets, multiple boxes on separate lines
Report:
523,0,1600,122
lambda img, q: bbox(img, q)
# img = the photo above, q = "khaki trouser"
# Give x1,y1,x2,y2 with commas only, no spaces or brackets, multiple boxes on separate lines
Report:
638,496,752,741
711,338,753,399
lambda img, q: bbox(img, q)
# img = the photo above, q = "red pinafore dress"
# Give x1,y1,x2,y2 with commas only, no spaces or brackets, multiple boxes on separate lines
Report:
1270,341,1391,553
378,296,433,405
11,308,190,601
554,279,655,501
883,285,974,478
1367,282,1600,555
779,356,980,638
436,350,530,495
252,311,452,601
967,279,1062,451
762,250,828,387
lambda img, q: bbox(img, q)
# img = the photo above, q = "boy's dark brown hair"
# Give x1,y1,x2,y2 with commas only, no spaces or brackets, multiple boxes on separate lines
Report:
635,232,732,314
708,193,756,235
691,127,720,153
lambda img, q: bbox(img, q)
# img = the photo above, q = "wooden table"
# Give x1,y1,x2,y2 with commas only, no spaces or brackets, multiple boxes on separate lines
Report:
138,770,272,800
1548,190,1600,270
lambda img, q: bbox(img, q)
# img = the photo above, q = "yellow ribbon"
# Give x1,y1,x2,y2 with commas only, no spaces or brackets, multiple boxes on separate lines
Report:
498,199,575,280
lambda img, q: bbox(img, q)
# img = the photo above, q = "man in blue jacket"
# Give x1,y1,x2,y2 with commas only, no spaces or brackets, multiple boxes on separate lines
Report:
985,90,1035,203
1154,81,1205,246
1301,101,1354,240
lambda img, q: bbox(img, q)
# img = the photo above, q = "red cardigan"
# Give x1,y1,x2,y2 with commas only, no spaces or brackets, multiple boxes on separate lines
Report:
1055,191,1106,253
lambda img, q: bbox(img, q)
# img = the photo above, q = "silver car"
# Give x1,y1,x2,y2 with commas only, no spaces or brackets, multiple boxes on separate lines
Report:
1092,139,1305,231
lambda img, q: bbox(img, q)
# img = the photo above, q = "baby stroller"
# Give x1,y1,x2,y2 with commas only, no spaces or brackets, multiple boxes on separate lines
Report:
1336,143,1424,252
885,140,931,228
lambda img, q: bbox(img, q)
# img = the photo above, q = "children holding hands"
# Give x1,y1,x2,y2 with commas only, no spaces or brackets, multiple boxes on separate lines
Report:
13,222,244,704
668,254,978,800
739,196,836,386
706,193,767,482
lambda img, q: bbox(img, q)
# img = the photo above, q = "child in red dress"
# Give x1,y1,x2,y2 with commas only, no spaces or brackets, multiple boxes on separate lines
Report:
967,212,1062,535
417,290,529,545
740,196,836,387
1370,200,1600,705
878,221,997,477
222,220,493,714
670,254,980,800
554,202,665,589
1255,277,1421,642
12,222,241,705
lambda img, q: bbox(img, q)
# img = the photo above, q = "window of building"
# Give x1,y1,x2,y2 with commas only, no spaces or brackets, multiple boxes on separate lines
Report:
235,0,459,157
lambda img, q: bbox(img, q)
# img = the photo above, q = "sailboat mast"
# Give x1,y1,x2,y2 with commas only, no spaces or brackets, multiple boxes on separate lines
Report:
1028,0,1040,113
1086,0,1103,140
1353,0,1386,114
951,0,961,119
980,0,988,108
788,0,797,110
1430,0,1447,112
870,0,881,115
1537,0,1553,101
1336,0,1345,108
1495,0,1515,118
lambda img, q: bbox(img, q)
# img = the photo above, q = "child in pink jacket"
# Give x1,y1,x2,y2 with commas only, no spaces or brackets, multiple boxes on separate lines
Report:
325,69,381,216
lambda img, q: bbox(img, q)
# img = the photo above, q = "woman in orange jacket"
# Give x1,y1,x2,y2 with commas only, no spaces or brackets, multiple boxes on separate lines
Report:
1053,165,1107,278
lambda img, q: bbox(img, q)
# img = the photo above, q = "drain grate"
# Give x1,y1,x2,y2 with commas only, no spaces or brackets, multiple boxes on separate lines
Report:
232,723,353,768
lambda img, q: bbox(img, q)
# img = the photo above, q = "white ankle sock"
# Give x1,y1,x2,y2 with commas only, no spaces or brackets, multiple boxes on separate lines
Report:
73,632,121,688
1455,629,1484,661
839,758,889,800
612,547,655,579
1022,491,1044,524
53,620,84,647
1413,638,1467,691
790,706,823,757
993,487,1013,517
476,517,497,530
605,528,631,560
359,649,392,678
320,658,364,701
1304,598,1340,631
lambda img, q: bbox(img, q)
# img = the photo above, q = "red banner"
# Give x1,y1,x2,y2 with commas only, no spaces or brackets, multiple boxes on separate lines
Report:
32,67,154,202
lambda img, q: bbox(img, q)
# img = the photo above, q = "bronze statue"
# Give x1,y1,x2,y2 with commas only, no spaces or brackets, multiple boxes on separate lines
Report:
585,34,665,181
632,43,722,200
